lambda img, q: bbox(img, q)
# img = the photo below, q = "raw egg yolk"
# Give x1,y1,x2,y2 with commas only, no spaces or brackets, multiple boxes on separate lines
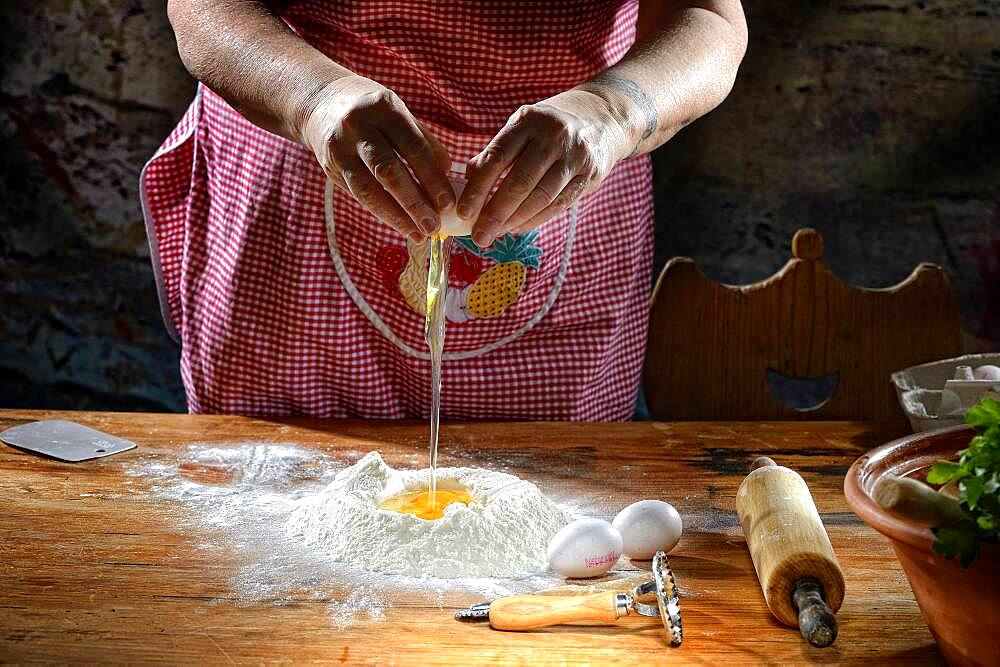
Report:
378,488,472,520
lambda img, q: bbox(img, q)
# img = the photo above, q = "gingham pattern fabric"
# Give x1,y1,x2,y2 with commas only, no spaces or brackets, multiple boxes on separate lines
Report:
141,0,654,420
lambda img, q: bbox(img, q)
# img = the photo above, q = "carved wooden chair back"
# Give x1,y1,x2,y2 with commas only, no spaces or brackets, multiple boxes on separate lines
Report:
642,228,963,422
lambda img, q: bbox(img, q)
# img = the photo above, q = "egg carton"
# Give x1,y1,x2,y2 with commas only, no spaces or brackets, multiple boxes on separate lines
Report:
892,353,1000,432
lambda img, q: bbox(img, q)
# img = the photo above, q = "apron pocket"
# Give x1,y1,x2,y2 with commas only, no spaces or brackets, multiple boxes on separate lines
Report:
325,182,577,360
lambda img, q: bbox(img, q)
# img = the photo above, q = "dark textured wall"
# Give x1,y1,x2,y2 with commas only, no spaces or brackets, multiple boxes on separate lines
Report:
652,1,1000,341
1,1,192,410
1,1,998,413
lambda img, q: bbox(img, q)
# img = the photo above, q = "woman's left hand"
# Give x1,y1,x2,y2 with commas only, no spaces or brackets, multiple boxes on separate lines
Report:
457,90,632,247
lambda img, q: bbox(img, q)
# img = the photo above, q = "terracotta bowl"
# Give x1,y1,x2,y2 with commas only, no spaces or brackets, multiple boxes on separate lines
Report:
844,425,1000,666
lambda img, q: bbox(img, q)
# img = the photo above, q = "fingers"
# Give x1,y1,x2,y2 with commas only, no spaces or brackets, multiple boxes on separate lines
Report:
356,132,440,236
510,175,591,234
311,81,455,241
471,142,556,247
335,154,426,243
418,121,453,175
502,161,576,234
457,126,529,224
383,118,455,212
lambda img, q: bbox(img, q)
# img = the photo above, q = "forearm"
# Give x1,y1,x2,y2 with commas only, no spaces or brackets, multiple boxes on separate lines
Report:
578,1,748,158
167,0,352,143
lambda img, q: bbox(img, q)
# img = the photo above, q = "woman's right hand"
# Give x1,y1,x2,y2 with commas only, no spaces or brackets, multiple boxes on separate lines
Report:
298,75,454,243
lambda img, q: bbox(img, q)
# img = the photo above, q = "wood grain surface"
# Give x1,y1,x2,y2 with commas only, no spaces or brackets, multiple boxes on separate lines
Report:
0,411,943,664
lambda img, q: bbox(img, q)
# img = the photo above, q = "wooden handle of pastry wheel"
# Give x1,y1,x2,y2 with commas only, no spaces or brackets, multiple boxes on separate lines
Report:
736,457,845,645
488,591,629,631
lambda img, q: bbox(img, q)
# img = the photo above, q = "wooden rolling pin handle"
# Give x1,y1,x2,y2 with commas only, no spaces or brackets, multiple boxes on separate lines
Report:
792,578,838,648
751,456,777,470
872,475,971,528
488,591,631,631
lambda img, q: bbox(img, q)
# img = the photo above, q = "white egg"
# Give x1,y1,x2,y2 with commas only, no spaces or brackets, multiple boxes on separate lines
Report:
612,499,683,560
439,208,474,237
973,365,1000,381
438,179,474,237
546,518,623,578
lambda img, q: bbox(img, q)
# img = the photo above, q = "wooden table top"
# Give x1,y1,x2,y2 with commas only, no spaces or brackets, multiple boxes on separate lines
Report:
0,410,943,664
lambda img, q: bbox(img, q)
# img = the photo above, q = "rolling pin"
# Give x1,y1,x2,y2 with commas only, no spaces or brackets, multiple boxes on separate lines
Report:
872,475,971,528
736,457,845,648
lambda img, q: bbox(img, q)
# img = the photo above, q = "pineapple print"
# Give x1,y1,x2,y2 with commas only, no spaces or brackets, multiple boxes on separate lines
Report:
394,232,543,320
458,232,542,319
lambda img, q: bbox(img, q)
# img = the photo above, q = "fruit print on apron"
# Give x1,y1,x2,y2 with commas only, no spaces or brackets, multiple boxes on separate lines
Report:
326,175,579,361
389,232,543,323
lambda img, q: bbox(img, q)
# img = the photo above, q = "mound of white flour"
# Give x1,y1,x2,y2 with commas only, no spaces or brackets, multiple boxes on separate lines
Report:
286,452,571,578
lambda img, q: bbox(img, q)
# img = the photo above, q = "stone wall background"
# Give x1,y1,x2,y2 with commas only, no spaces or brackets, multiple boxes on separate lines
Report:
1,1,997,413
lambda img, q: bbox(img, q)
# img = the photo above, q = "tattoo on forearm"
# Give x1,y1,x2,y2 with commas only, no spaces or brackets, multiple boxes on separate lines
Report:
588,72,658,154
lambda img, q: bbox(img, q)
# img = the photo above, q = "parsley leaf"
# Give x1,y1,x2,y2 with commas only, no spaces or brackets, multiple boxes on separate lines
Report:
932,526,981,568
926,460,965,485
929,397,1000,568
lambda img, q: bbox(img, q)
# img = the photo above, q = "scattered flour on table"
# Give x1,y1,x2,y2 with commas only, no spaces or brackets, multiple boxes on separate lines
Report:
286,451,572,578
125,443,579,628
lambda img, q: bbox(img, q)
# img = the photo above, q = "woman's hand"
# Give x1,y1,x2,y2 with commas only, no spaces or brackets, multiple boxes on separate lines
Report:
299,75,455,243
457,90,631,247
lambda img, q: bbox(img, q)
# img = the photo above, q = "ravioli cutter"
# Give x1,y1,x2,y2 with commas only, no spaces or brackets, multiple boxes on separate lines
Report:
456,550,682,646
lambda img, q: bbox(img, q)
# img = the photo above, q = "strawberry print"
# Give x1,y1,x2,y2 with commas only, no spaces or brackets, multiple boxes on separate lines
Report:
449,246,487,286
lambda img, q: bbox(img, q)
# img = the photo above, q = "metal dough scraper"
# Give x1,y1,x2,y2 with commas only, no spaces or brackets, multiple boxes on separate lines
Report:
455,550,683,646
1,419,137,462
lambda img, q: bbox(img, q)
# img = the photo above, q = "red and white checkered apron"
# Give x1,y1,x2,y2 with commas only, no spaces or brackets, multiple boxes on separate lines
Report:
141,0,653,420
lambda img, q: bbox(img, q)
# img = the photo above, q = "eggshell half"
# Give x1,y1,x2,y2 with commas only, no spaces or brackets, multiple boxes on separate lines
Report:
439,179,473,237
973,365,1000,381
612,499,683,560
546,518,623,578
439,209,474,237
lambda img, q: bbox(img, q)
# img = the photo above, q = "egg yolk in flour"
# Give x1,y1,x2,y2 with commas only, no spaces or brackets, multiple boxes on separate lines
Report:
378,488,473,520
